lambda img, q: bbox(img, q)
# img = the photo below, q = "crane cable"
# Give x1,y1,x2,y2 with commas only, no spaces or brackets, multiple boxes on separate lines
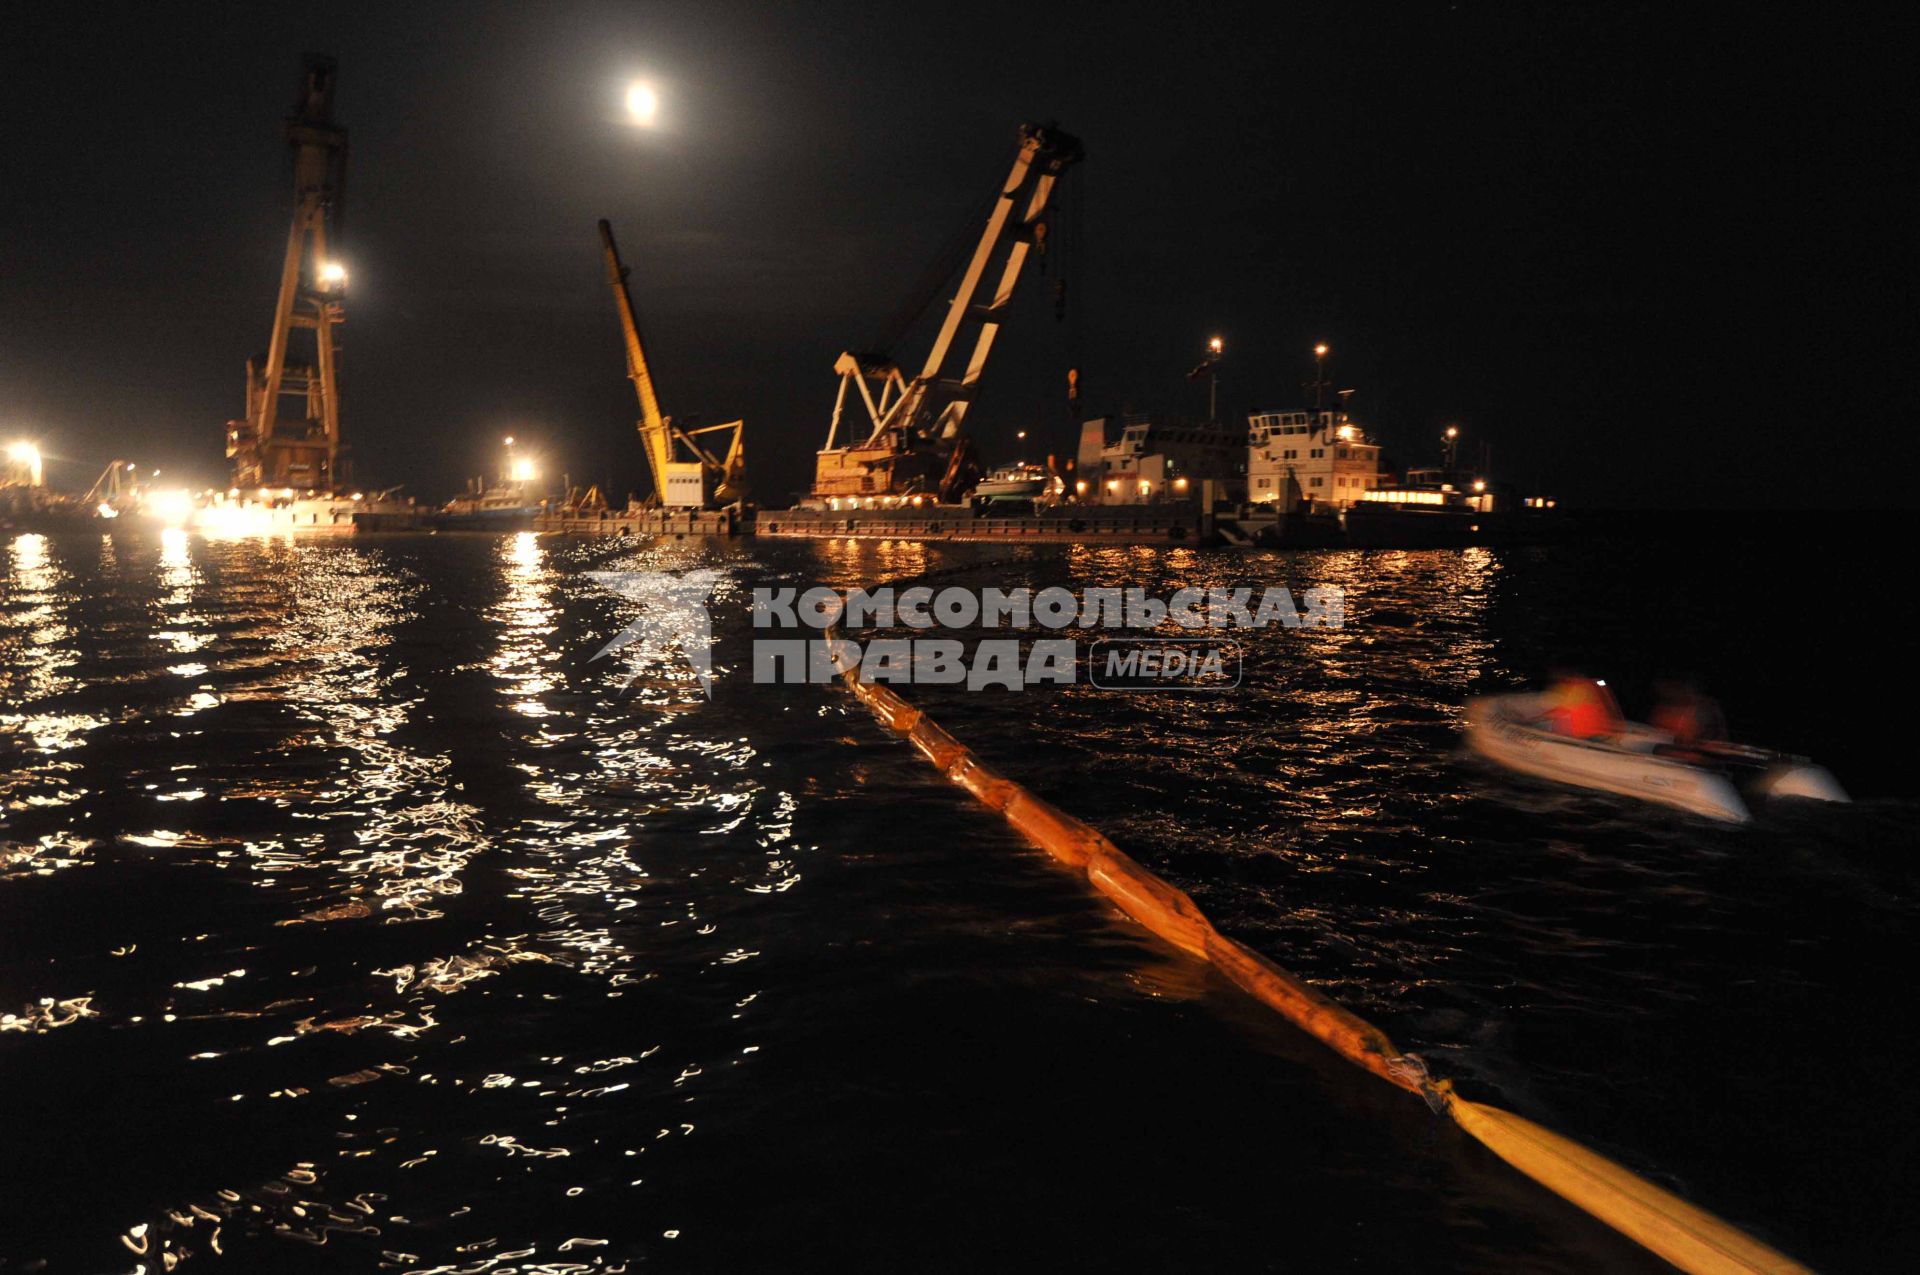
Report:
858,143,1019,361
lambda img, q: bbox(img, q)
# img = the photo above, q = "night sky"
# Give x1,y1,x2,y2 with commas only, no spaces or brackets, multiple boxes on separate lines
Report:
2,1,1912,508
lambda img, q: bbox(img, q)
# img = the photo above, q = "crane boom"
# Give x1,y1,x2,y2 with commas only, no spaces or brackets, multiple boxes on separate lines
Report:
598,219,674,504
810,123,1082,505
596,219,747,508
902,123,1081,443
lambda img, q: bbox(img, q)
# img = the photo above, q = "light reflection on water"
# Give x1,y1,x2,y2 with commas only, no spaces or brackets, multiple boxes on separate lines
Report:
0,527,1910,1271
1,534,92,759
1,531,823,1270
492,530,559,718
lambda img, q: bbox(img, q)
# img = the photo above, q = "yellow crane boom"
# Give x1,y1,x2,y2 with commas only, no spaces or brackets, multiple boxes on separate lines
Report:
596,220,747,509
598,219,673,502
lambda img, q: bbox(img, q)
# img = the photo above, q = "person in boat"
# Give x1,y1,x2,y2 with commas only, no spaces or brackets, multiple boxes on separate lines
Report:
1649,680,1728,750
1540,674,1624,741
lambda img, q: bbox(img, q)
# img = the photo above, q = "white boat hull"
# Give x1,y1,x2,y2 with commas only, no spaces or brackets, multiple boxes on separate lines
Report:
1467,694,1752,822
1751,762,1850,804
1467,694,1851,822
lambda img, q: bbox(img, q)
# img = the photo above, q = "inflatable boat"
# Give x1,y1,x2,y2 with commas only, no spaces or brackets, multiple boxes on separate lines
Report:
1465,693,1849,823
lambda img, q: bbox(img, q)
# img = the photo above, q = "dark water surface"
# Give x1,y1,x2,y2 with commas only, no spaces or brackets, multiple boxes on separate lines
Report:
1,522,1912,1272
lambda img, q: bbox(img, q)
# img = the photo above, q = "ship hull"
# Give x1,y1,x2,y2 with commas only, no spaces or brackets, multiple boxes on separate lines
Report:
433,507,540,532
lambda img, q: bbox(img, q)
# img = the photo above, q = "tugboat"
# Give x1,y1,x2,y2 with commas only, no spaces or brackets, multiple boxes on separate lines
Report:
437,437,549,531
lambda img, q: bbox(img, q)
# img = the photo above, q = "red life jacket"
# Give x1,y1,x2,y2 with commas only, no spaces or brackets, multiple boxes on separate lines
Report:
1547,680,1622,739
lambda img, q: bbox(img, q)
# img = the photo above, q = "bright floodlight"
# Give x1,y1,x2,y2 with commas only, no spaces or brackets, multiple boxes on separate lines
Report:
148,488,195,525
1314,343,1329,357
626,82,660,126
1208,336,1224,355
318,260,347,287
510,458,537,483
1445,425,1460,438
7,441,43,487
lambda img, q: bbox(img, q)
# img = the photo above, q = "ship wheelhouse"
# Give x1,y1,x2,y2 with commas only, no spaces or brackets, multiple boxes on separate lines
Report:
1246,409,1383,508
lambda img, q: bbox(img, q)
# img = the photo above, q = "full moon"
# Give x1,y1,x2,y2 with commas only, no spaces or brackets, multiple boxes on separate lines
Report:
625,82,659,127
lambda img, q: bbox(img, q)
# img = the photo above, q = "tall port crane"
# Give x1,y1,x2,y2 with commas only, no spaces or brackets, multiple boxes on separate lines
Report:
598,219,746,509
227,54,350,491
810,122,1083,505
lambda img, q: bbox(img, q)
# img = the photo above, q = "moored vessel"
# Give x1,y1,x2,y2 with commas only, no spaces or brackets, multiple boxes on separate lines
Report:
437,437,549,530
971,460,1056,505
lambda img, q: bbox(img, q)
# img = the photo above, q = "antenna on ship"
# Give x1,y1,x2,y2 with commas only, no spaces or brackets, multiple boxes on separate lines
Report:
1307,342,1331,412
1206,335,1224,421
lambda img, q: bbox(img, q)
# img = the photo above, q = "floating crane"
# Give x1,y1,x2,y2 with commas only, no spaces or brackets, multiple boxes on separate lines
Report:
597,219,746,509
810,122,1083,506
82,460,144,515
227,54,350,492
